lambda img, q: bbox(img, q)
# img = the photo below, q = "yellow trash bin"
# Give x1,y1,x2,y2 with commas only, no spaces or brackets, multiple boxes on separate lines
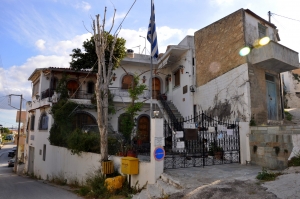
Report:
121,157,139,175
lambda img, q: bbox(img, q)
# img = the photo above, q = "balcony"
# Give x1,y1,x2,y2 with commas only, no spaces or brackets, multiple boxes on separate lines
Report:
41,89,94,101
110,88,150,100
249,40,299,73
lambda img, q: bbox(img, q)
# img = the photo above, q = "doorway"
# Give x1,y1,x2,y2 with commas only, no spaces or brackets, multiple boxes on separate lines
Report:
138,116,150,143
266,74,277,120
28,146,35,174
152,77,161,99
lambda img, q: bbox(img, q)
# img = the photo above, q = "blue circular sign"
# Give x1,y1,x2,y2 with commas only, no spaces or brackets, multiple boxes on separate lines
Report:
154,147,165,161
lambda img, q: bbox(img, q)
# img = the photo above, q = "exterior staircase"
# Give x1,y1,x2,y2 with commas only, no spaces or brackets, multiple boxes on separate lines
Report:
165,101,184,122
132,173,182,199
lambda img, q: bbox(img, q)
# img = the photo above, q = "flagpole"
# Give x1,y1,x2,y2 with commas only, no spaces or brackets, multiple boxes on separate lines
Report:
150,0,153,118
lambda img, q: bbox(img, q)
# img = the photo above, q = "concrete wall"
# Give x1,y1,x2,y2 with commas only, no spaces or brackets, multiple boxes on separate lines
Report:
194,9,246,87
249,126,300,170
282,70,300,108
244,11,278,46
194,63,251,122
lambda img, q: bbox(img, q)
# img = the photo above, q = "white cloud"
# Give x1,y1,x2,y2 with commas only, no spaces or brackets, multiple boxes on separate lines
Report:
75,1,91,11
35,39,46,50
48,33,92,56
210,0,235,5
119,26,197,55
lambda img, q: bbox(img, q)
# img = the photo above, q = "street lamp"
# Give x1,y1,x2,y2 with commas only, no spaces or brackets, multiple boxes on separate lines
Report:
139,35,147,55
239,36,271,56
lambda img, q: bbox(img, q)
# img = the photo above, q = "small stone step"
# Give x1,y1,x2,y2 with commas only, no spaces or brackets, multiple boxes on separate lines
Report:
132,189,150,199
147,184,163,199
160,173,182,189
156,179,181,196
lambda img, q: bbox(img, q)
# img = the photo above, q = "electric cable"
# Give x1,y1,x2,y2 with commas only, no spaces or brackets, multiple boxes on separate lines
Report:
271,12,300,23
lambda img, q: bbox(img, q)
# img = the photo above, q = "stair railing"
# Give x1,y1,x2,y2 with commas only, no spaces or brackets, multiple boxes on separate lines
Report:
158,94,183,131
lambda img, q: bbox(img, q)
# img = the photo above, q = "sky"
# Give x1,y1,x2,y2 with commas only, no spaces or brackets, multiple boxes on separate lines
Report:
0,0,300,128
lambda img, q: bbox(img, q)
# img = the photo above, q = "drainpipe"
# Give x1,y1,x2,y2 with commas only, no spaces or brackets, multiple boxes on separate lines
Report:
279,74,284,119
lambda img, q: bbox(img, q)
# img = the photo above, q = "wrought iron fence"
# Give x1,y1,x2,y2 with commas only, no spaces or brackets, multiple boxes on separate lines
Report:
163,112,240,169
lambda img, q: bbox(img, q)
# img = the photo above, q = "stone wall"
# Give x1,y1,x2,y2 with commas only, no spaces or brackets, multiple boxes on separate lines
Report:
249,126,300,170
194,9,246,87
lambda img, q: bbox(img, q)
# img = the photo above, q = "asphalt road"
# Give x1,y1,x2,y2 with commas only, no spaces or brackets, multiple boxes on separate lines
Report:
0,143,82,199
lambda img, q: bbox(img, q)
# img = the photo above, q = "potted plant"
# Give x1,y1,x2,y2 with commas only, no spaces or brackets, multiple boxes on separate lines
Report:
208,143,223,160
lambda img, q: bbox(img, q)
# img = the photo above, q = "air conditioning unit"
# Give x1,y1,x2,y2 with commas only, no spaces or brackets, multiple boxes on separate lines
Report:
190,85,196,92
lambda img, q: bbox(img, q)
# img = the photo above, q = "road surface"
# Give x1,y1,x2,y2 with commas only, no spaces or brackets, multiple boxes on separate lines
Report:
0,143,82,199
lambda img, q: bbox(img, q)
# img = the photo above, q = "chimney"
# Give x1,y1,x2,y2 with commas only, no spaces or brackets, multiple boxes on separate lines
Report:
127,49,134,58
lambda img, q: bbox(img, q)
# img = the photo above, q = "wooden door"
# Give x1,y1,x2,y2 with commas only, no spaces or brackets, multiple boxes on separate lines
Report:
67,80,79,98
266,81,277,120
152,77,160,99
138,116,150,143
28,146,34,174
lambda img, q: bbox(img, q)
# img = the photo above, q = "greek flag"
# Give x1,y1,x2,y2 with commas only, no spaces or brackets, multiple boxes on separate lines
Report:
147,0,158,58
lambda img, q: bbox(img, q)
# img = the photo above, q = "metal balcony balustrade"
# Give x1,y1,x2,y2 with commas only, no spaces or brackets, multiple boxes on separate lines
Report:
41,88,94,101
109,87,150,99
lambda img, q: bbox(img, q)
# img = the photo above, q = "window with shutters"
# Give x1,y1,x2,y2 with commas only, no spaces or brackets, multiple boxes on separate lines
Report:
87,81,95,94
39,113,48,130
258,23,267,38
121,74,133,89
32,80,40,96
50,77,58,90
30,115,35,131
43,144,46,161
165,77,169,92
174,70,180,88
72,111,97,130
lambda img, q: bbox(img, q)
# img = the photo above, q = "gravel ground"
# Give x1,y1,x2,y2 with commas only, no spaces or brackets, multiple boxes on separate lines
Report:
168,167,300,199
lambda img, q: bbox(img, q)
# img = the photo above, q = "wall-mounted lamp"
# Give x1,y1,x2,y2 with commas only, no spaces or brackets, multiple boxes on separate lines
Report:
112,73,117,81
239,36,270,56
179,65,185,74
142,76,146,83
153,110,160,118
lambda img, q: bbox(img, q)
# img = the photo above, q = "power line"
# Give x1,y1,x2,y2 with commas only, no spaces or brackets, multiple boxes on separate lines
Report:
271,12,300,23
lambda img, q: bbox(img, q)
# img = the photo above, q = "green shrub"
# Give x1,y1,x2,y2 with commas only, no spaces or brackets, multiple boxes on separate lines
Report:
288,152,300,167
284,111,293,121
256,168,281,181
67,129,100,155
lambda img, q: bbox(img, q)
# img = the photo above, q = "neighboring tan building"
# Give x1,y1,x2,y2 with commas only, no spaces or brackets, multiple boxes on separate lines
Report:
194,9,299,125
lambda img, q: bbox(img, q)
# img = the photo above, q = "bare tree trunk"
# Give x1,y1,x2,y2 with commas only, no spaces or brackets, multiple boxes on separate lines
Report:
93,9,117,163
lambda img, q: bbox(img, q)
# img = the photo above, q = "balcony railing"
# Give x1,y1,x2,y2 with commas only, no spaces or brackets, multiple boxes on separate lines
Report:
109,87,150,99
41,89,54,100
41,89,94,101
68,90,94,100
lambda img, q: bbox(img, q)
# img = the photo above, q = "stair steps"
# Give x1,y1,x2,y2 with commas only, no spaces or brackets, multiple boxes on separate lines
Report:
132,174,182,199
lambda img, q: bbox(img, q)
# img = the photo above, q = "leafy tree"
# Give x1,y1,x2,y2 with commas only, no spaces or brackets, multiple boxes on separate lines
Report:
121,75,147,144
70,34,126,72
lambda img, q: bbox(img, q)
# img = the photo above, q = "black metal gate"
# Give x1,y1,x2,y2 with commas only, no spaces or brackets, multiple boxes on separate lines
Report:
163,112,240,169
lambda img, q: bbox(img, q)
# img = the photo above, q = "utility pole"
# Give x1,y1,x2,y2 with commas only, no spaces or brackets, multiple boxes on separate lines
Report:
8,94,22,173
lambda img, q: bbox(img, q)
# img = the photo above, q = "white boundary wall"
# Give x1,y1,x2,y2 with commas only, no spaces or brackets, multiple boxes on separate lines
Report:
34,145,101,184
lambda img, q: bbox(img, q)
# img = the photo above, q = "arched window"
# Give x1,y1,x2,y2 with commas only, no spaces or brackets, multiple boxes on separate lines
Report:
39,113,48,130
72,111,97,130
87,81,95,94
121,74,133,89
